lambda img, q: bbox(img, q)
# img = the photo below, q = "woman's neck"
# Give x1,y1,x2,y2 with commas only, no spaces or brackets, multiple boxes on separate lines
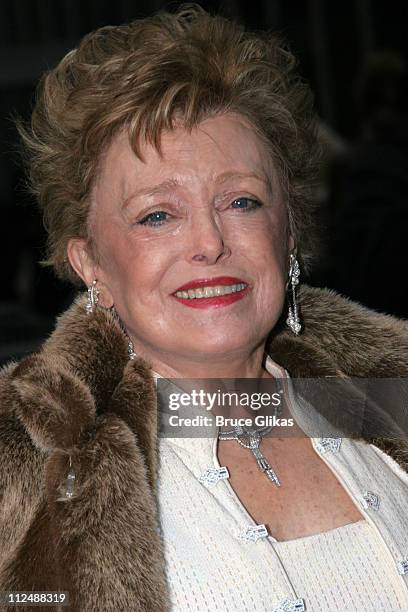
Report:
135,344,271,380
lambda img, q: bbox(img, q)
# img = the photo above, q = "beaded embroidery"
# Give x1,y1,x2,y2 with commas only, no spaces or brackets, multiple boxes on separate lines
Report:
198,466,229,487
238,524,268,543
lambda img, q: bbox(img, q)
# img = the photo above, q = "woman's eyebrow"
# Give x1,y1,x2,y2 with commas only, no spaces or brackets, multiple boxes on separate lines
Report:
216,171,273,197
215,171,269,185
121,178,181,210
216,171,274,200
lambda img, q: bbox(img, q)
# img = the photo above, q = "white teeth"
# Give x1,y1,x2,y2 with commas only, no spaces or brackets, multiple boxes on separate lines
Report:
175,283,247,299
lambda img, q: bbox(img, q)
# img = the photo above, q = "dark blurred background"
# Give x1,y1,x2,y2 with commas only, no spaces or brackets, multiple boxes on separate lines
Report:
1,0,407,365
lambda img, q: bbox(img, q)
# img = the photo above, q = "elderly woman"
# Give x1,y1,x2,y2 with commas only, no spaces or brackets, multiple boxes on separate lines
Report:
1,5,407,612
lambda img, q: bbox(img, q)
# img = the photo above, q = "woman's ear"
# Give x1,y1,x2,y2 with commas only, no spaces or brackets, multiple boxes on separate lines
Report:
67,238,114,308
67,238,94,286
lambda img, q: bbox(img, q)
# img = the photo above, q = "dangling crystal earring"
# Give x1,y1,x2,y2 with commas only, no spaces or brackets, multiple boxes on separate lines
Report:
110,305,137,360
86,279,99,314
286,254,302,335
128,338,137,360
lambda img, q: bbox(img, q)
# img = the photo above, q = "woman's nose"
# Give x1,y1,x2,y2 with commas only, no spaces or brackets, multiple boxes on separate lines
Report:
188,213,231,265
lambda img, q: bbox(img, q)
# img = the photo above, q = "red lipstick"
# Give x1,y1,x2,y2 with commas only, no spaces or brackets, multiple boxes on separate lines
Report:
172,276,251,309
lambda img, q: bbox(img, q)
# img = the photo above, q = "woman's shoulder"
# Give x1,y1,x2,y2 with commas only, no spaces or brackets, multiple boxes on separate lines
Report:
299,284,408,338
0,361,46,547
271,285,408,379
0,295,160,491
369,439,408,485
0,361,28,443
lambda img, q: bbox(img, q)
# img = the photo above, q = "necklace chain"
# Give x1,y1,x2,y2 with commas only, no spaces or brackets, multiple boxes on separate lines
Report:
218,424,273,441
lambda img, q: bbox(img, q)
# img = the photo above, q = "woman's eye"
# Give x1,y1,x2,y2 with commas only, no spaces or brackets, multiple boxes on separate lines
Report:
137,211,169,226
231,197,262,212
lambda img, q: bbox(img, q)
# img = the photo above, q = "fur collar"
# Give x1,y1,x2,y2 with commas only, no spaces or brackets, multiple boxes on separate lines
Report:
6,284,408,474
1,284,407,609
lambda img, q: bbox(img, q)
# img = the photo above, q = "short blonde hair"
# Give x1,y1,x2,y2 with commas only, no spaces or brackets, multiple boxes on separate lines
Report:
19,4,320,285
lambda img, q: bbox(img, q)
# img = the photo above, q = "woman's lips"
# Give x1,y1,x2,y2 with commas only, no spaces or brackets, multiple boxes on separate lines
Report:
172,276,251,309
174,276,247,292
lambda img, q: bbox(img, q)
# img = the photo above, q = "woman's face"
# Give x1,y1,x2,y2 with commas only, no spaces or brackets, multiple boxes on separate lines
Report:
69,114,293,370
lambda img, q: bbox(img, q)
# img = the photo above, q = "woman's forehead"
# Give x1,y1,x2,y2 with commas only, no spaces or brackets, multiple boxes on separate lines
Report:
96,114,276,196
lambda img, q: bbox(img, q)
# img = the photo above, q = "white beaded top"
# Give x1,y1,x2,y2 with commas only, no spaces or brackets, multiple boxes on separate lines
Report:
153,358,408,611
271,519,407,611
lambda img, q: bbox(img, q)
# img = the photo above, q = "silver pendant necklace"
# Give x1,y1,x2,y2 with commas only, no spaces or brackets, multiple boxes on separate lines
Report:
218,425,281,486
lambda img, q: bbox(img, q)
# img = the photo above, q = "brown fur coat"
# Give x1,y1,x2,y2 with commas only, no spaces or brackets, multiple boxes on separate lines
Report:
0,285,407,611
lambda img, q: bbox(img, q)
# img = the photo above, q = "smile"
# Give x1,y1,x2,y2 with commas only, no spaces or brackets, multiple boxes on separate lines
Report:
172,277,251,309
174,283,246,299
